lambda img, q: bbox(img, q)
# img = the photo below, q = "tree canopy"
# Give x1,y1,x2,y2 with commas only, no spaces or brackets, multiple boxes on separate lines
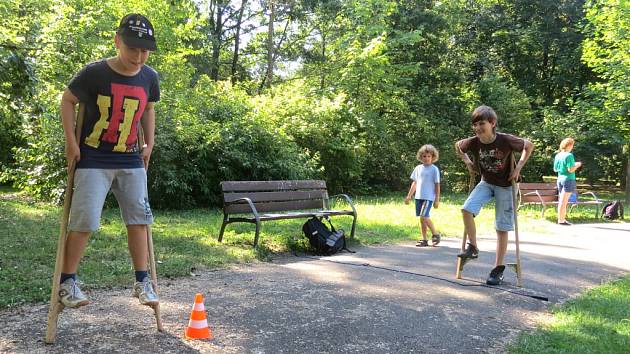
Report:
1,0,627,207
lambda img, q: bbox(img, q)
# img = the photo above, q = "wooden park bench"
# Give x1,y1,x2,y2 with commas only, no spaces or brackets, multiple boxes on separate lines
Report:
517,182,603,218
218,180,357,247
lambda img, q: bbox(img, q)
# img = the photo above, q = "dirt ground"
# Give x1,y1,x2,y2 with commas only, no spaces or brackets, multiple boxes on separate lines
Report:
0,222,628,353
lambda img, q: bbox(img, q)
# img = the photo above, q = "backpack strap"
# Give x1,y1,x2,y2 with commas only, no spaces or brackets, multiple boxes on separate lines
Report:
341,238,356,253
323,216,336,232
324,216,355,253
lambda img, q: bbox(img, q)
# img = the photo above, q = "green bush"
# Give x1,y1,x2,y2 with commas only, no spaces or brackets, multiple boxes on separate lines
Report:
253,82,366,194
9,111,67,203
147,79,317,208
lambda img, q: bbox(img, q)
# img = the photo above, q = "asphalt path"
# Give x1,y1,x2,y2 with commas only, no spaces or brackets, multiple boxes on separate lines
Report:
0,222,628,353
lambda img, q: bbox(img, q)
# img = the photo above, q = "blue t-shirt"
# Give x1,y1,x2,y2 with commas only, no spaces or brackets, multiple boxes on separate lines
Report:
410,164,440,201
68,60,160,169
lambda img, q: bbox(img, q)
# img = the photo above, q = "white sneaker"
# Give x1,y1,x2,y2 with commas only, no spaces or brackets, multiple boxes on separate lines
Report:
132,277,159,306
59,278,89,308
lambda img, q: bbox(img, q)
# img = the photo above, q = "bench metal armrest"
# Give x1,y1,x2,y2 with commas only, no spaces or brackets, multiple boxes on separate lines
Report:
225,197,260,220
328,194,357,215
579,191,600,203
522,190,545,205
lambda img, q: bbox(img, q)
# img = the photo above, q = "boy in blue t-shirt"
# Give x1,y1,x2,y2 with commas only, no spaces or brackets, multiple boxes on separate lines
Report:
405,145,442,247
59,14,160,308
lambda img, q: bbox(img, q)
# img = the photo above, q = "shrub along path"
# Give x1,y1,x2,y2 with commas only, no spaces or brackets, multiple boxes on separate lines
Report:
0,222,628,353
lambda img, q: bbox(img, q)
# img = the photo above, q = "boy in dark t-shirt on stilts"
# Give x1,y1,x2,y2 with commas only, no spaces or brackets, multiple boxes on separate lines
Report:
59,14,160,308
455,105,533,285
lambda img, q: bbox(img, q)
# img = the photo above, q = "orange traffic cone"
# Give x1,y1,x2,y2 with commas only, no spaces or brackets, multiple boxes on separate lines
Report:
184,293,213,340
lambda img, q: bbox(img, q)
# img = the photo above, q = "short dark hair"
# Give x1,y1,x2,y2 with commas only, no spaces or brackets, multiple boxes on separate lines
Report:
471,105,497,126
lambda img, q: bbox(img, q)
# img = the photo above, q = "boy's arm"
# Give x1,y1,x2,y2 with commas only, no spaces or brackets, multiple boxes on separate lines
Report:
60,89,81,167
567,157,582,173
405,181,417,204
567,163,582,173
140,102,156,170
454,140,476,175
434,183,440,208
509,139,534,181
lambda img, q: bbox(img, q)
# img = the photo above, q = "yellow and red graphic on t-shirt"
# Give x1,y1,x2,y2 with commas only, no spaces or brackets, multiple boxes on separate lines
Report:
84,83,147,152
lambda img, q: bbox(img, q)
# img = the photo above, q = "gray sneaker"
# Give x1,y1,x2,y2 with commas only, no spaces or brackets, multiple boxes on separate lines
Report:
59,278,89,308
132,277,159,306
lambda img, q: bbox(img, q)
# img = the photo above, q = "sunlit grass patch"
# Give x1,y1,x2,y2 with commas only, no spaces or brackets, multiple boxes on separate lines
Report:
509,276,630,353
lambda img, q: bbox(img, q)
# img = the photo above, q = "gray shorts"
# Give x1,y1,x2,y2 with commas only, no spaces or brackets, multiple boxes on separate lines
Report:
68,168,153,232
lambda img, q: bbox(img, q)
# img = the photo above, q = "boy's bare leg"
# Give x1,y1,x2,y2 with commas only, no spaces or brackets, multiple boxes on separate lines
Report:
62,231,91,273
494,230,508,266
424,217,438,235
127,224,149,271
420,218,428,240
462,210,477,247
557,191,570,223
456,210,478,278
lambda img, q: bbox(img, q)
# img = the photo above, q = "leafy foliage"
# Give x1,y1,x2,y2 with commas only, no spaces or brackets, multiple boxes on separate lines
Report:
1,0,627,206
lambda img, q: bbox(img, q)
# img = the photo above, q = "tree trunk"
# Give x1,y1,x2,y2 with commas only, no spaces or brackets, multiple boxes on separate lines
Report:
260,0,275,90
320,30,326,91
210,1,225,81
231,0,247,85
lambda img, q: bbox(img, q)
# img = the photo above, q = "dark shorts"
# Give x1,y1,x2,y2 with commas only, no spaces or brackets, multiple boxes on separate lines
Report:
415,199,433,217
557,179,577,193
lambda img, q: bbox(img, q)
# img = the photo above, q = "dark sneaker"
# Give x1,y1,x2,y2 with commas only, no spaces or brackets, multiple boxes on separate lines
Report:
416,240,429,247
486,265,506,285
59,278,89,308
132,277,159,306
431,233,441,246
457,242,479,259
558,221,572,226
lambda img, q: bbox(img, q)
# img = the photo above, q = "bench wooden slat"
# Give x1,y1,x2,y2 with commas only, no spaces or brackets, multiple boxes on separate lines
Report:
519,183,557,190
223,190,328,203
521,195,558,203
522,190,558,196
221,180,326,192
224,199,324,214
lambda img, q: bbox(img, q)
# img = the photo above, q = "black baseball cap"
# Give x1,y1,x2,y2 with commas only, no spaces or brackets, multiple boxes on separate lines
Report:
117,14,157,51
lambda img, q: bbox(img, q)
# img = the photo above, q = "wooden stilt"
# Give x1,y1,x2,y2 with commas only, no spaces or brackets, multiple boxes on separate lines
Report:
45,104,84,344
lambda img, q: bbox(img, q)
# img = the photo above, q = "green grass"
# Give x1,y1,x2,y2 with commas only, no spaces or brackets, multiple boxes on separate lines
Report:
0,186,625,309
509,276,630,353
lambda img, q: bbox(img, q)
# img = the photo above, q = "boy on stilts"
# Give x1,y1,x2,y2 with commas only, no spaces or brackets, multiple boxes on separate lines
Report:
58,13,160,307
455,105,533,285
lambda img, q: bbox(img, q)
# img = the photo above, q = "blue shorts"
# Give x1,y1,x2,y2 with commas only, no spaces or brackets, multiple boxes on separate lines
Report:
462,181,514,232
415,199,433,217
557,179,576,193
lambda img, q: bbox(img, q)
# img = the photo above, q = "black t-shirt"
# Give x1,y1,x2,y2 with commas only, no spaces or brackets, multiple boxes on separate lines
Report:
68,60,160,168
458,133,525,187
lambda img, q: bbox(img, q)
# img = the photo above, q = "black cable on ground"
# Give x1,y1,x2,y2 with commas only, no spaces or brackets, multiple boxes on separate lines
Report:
292,252,549,302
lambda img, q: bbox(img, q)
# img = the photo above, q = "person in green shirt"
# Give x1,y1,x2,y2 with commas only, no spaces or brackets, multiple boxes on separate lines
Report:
553,138,582,225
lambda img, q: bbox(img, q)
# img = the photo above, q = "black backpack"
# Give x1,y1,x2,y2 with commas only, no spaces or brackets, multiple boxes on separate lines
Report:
302,217,352,255
602,200,624,220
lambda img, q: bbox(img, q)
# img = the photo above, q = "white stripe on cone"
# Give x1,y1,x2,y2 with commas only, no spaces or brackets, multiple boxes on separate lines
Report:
187,319,209,329
193,302,205,311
